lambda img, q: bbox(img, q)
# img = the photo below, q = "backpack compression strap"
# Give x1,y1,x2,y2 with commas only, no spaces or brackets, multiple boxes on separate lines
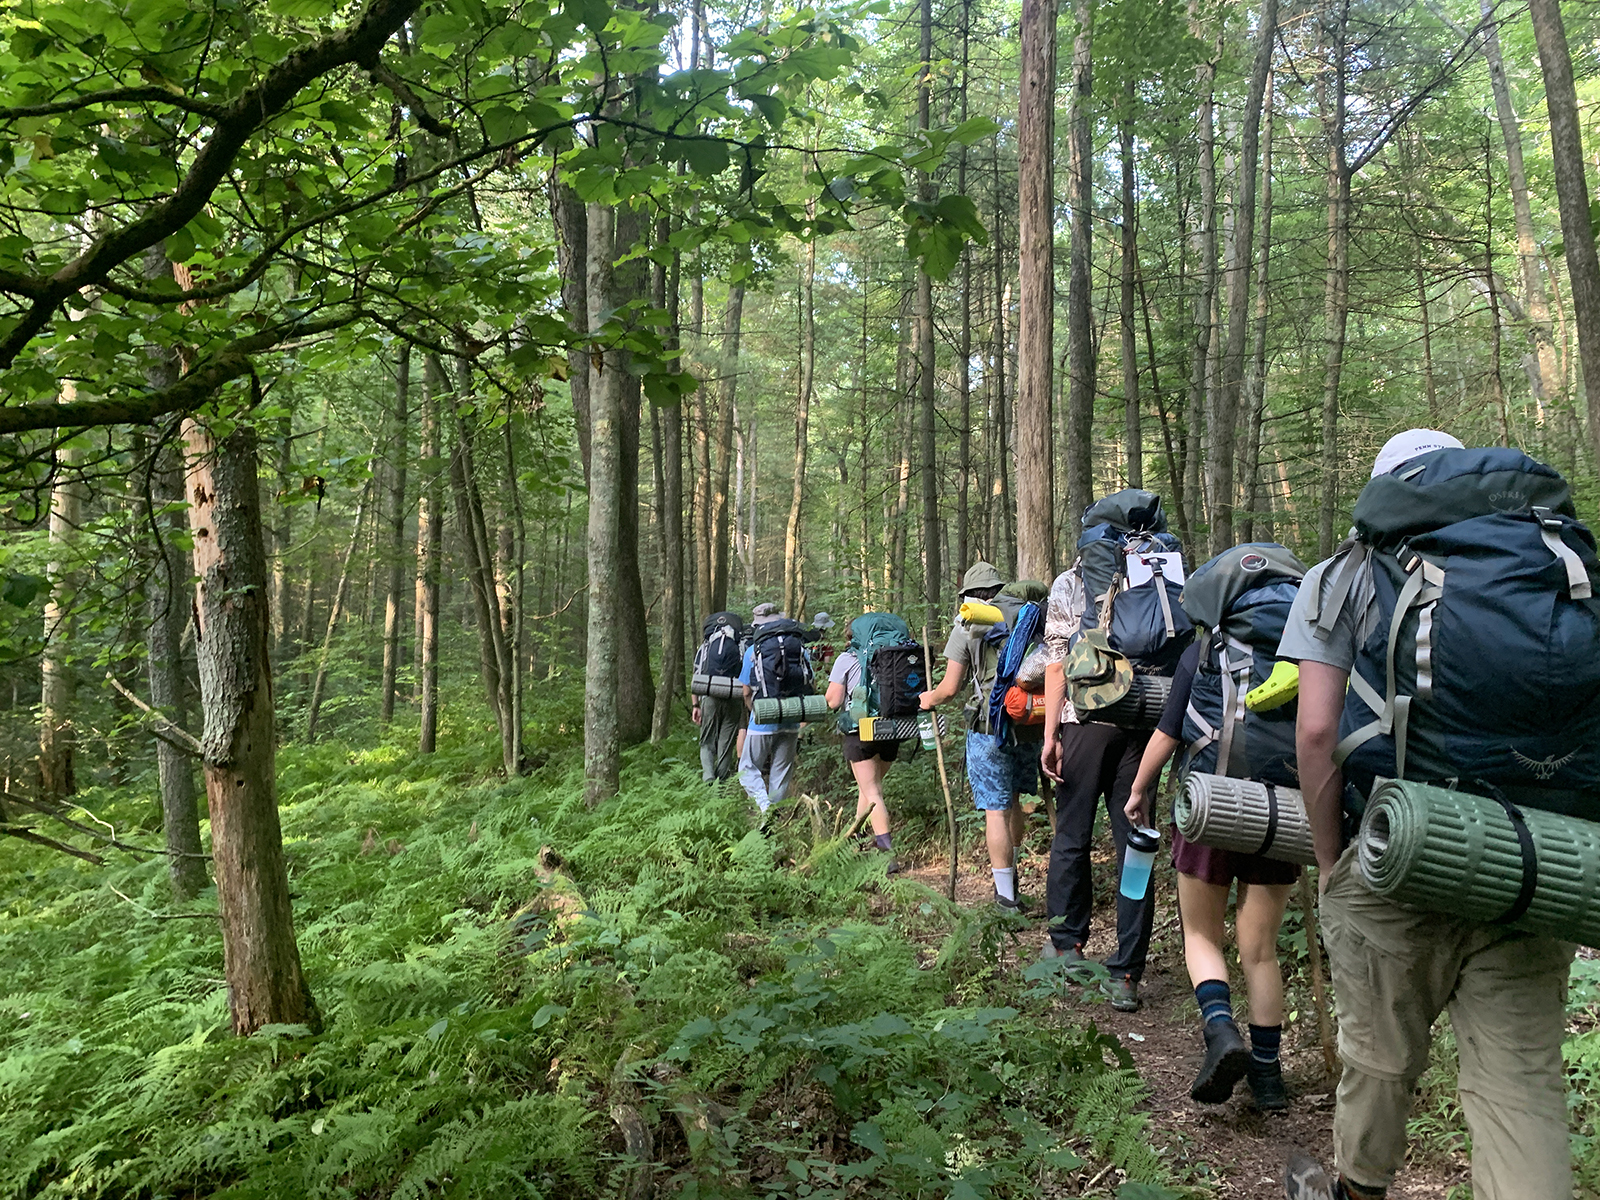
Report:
1533,506,1593,599
1183,634,1254,777
1332,551,1445,780
1311,543,1369,641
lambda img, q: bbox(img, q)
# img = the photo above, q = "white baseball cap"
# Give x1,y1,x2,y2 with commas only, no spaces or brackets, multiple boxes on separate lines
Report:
1371,429,1464,478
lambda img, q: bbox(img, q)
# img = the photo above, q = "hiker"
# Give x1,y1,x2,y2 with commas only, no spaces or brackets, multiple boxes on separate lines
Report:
1041,489,1194,1012
1124,542,1308,1112
737,602,813,822
826,612,925,869
691,609,746,782
920,563,1047,913
1280,431,1588,1200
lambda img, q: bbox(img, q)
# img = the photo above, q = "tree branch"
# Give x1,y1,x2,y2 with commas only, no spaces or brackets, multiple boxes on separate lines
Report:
0,86,227,122
363,57,452,137
0,0,421,368
107,674,204,758
0,823,105,865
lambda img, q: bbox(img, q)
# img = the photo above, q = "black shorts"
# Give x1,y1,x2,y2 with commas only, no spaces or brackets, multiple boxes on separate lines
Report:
842,730,902,764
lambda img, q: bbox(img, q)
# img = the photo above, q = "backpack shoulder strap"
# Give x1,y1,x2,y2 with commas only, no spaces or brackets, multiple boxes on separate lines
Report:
1310,542,1369,641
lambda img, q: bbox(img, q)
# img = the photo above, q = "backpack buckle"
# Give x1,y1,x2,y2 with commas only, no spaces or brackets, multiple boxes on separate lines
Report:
1531,505,1561,530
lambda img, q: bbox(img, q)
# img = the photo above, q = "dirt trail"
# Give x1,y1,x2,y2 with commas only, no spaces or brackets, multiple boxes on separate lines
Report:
903,839,1470,1199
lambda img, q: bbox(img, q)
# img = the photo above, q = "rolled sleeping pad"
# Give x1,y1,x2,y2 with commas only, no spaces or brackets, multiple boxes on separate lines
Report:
751,694,833,724
690,673,742,699
857,712,949,742
1091,673,1172,731
1358,779,1600,948
1175,772,1316,866
959,601,1005,627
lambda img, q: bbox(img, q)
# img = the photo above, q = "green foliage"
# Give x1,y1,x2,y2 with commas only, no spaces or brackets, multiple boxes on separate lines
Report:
0,685,1171,1198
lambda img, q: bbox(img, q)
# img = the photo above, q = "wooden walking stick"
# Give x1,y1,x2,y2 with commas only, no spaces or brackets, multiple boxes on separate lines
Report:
922,627,959,901
1299,872,1339,1078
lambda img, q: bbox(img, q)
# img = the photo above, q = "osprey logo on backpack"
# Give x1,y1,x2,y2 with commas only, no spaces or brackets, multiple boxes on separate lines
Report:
1511,746,1580,781
1240,553,1269,573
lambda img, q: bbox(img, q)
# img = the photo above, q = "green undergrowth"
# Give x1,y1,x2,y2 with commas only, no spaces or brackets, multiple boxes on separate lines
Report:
0,688,1182,1200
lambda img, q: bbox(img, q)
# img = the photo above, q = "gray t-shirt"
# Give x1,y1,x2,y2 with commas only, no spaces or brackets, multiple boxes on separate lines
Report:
829,650,862,693
1276,552,1381,671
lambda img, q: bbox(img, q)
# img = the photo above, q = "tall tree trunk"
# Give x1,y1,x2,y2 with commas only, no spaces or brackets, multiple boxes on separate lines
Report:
39,388,82,802
1239,72,1275,544
957,0,973,572
184,418,317,1035
447,413,511,760
916,0,943,609
1530,0,1600,469
612,205,655,746
1063,0,1096,532
710,276,746,612
584,199,624,806
380,343,410,725
502,411,527,770
269,422,293,664
652,217,686,743
1211,0,1277,554
1119,86,1142,489
1317,0,1351,558
1184,21,1220,548
784,235,816,616
305,475,373,741
1016,0,1058,580
416,356,444,754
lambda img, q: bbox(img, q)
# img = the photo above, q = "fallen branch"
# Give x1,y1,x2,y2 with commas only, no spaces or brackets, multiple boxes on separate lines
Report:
107,882,219,921
107,674,203,758
0,823,105,865
2,789,175,858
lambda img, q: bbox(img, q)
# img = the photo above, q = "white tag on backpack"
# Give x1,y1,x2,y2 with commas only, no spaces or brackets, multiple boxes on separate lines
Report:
1125,552,1185,587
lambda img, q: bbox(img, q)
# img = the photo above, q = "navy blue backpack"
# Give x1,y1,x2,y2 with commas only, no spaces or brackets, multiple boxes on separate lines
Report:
1076,489,1193,676
1319,448,1600,817
1179,543,1306,785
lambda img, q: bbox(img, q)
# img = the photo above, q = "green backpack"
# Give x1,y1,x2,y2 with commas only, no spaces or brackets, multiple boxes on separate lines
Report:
839,613,914,733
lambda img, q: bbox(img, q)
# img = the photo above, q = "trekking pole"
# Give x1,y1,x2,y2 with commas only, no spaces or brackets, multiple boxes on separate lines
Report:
922,627,959,901
1299,872,1339,1078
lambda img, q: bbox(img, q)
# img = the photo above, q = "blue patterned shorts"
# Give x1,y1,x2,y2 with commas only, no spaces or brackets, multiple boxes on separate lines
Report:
966,731,1041,811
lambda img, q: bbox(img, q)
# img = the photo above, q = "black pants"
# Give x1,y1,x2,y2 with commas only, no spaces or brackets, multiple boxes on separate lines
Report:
1045,721,1155,980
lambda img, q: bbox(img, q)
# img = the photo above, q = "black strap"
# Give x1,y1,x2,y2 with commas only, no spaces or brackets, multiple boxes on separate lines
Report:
1259,784,1280,857
1477,781,1538,925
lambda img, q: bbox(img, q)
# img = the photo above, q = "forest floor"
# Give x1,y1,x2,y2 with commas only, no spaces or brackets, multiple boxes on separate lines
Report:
901,833,1473,1200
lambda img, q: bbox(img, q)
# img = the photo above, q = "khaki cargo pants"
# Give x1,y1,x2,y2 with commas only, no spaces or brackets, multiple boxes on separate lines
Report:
1320,846,1576,1198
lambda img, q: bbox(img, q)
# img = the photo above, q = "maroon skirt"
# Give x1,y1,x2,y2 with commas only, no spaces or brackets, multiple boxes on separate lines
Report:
1170,825,1300,888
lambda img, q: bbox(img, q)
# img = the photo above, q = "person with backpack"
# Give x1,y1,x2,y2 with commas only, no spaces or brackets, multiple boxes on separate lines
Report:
825,612,923,867
1040,489,1195,1012
919,563,1047,913
692,609,746,782
1278,431,1590,1200
1122,542,1308,1112
737,603,815,822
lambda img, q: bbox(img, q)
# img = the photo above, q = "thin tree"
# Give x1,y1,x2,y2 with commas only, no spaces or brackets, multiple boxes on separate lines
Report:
380,343,410,724
916,0,942,610
1063,0,1097,529
416,356,443,754
305,474,374,740
784,231,816,617
40,385,83,801
1119,77,1142,489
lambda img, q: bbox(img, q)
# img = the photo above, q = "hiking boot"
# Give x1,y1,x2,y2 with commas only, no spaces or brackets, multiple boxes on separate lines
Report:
1040,941,1085,962
994,891,1031,917
1283,1151,1338,1200
1105,973,1140,1012
1190,1018,1250,1103
1248,1057,1289,1112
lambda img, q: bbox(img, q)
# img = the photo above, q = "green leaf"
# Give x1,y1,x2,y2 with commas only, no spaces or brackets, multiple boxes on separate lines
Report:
749,94,786,128
529,1003,568,1029
1118,1184,1181,1200
681,137,730,177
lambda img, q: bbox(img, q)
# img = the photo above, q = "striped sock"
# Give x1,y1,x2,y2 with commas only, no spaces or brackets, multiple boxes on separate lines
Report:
1249,1023,1282,1065
1194,979,1233,1027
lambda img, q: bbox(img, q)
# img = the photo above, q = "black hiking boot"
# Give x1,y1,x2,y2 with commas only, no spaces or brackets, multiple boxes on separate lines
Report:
1190,1018,1251,1104
994,889,1032,916
1105,973,1140,1012
1248,1057,1289,1111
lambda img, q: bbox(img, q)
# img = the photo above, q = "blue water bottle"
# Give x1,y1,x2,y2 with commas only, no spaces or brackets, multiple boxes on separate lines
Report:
1120,826,1161,901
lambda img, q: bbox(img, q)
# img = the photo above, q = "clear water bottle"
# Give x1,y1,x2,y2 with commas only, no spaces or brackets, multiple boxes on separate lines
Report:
1119,825,1161,900
916,711,938,751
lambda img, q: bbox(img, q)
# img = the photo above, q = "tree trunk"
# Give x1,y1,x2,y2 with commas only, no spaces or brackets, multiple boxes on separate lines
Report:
1239,72,1275,544
784,235,816,617
613,206,654,747
447,411,512,761
380,343,410,725
709,276,746,612
957,0,973,572
1184,21,1220,549
916,0,943,609
1064,0,1096,531
40,384,82,801
652,217,686,743
416,356,444,754
1119,87,1142,489
1016,0,1058,581
269,422,293,664
584,199,624,806
184,418,317,1035
1530,0,1600,469
1211,0,1277,554
1317,0,1351,558
305,474,373,741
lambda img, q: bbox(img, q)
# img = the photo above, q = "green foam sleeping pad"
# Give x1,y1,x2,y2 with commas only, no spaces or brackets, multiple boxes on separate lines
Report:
690,673,741,699
1174,772,1316,865
1093,673,1172,731
750,694,832,724
1357,779,1600,947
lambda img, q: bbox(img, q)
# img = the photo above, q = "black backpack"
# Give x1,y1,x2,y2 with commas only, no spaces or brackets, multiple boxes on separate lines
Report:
748,618,816,701
1076,489,1193,676
1179,543,1306,785
1323,447,1600,817
869,640,927,720
838,613,919,731
693,611,745,679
